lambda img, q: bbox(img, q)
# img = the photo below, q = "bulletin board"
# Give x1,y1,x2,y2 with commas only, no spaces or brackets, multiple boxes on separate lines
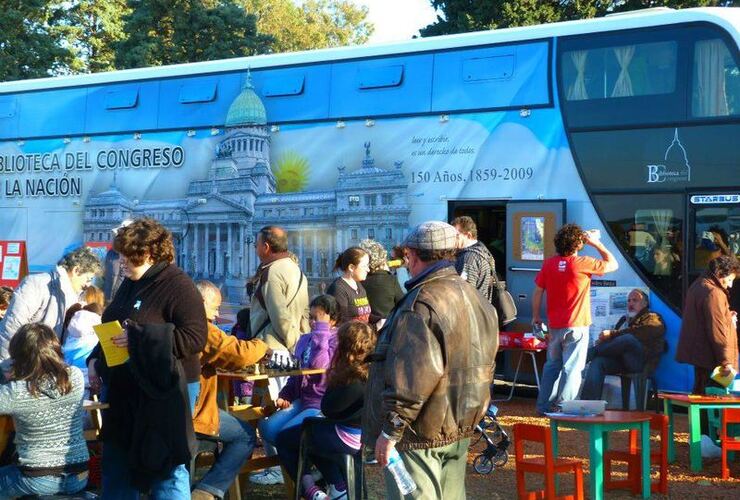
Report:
0,240,29,288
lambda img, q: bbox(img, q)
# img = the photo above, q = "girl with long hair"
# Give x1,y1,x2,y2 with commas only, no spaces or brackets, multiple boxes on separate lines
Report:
275,320,376,500
0,323,88,497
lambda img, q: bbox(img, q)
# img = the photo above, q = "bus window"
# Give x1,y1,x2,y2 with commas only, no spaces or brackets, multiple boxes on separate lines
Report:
692,206,740,270
691,38,740,118
562,41,677,101
594,194,684,310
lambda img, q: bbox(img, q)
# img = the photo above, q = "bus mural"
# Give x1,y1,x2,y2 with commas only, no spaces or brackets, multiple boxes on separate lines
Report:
0,7,738,393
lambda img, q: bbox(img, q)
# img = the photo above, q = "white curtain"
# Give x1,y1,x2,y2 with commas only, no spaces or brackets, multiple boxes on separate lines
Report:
611,45,635,97
567,51,589,100
650,209,673,243
694,39,729,117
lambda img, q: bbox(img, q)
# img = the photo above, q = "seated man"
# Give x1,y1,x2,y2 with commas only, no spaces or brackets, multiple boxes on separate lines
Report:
581,289,666,401
191,281,270,500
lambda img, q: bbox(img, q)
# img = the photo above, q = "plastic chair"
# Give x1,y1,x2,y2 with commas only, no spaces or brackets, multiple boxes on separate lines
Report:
603,413,668,494
720,408,740,479
619,373,657,411
294,417,367,500
706,386,730,444
513,423,584,500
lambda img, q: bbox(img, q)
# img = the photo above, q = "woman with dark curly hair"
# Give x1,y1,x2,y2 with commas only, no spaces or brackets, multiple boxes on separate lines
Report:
89,217,207,498
275,321,376,500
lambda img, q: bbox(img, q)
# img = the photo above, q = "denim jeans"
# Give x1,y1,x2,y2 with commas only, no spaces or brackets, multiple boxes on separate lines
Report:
196,410,257,498
101,441,190,499
581,334,645,400
188,381,201,414
275,420,358,485
536,326,590,414
258,400,321,449
0,465,87,499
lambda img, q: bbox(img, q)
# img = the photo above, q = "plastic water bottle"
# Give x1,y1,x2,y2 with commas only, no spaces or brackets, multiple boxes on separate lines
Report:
386,448,417,495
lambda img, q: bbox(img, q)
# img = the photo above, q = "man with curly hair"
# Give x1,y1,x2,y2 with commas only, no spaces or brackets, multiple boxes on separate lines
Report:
533,223,618,415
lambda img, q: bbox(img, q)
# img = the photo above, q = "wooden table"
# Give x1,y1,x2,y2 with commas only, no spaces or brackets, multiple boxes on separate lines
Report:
217,367,327,382
659,392,740,472
494,345,545,402
549,410,652,500
217,367,327,500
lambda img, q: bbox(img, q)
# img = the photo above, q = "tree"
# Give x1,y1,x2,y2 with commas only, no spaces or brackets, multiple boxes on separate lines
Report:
115,0,273,69
421,0,736,36
0,0,74,81
239,0,373,53
62,0,132,73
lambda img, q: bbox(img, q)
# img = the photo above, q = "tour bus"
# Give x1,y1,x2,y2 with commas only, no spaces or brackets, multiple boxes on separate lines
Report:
0,7,738,393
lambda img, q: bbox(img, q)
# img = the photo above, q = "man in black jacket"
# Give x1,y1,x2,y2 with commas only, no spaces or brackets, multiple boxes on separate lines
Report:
452,216,496,302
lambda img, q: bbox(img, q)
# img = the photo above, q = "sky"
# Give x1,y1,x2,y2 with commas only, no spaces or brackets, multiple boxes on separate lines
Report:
351,0,440,44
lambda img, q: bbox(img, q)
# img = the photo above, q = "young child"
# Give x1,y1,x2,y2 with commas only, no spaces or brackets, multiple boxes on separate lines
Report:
61,286,106,384
252,295,339,486
276,320,376,500
0,323,89,497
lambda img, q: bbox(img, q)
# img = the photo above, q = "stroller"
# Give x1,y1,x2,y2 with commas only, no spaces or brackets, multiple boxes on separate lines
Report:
471,404,510,474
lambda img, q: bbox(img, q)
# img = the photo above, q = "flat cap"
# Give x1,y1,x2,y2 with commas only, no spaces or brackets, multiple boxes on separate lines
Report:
403,221,458,251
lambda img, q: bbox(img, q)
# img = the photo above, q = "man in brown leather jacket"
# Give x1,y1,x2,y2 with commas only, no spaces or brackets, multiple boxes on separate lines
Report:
363,221,499,500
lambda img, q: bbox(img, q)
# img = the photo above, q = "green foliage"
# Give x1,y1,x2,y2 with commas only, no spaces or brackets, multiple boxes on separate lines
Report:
239,0,373,53
421,0,736,36
0,0,74,81
115,0,274,69
62,0,131,73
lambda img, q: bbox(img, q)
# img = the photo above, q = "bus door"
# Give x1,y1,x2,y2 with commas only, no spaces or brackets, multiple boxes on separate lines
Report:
505,200,566,328
686,192,740,311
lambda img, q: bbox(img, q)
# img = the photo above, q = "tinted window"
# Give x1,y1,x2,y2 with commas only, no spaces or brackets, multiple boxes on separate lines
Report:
594,194,684,310
692,38,740,117
562,41,677,101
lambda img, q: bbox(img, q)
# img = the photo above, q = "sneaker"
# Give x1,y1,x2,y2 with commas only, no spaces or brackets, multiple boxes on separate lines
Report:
250,467,285,485
701,434,722,459
328,484,348,500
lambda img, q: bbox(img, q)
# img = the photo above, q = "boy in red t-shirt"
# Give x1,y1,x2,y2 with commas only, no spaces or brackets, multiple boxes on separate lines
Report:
532,224,618,415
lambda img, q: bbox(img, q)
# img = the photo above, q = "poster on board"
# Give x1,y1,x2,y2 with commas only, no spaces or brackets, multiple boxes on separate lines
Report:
589,286,646,343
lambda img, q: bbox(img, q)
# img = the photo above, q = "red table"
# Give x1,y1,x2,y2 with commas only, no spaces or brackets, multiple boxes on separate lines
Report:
549,410,652,500
494,345,545,402
659,392,740,472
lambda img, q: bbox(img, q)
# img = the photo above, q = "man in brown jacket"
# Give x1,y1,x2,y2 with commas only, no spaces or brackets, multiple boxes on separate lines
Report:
581,289,666,400
191,281,269,500
363,221,499,500
676,255,739,394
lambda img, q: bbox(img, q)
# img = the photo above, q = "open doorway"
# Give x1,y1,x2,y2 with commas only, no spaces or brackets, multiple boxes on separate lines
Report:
448,200,507,280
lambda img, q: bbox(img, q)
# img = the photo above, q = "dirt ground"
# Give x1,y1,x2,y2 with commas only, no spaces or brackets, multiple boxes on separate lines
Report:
241,393,740,500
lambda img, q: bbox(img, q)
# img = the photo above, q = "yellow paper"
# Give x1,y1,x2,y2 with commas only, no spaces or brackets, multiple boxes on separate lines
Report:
710,365,738,388
93,321,129,367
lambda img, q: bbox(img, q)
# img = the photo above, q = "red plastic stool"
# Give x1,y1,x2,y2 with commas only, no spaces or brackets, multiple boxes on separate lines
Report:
604,413,668,494
721,408,740,479
514,423,584,500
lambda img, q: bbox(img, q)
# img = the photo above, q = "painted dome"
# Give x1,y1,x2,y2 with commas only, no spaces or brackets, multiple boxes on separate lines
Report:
225,73,266,127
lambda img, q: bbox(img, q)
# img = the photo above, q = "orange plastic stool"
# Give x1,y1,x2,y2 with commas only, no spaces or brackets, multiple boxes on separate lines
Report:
720,408,740,479
604,413,668,494
514,423,584,500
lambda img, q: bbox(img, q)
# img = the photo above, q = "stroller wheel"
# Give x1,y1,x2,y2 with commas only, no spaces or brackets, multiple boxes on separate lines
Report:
473,454,494,474
493,449,508,467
